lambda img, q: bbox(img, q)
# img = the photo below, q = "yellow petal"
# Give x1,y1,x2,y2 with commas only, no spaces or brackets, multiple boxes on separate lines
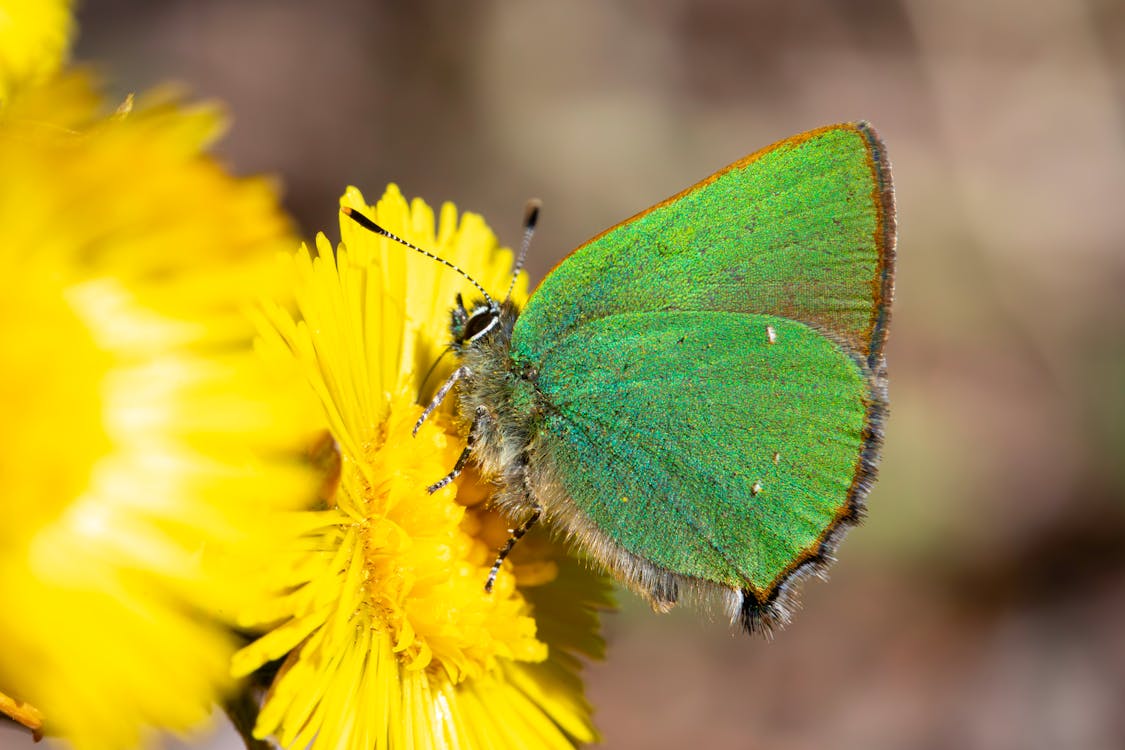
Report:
0,0,73,100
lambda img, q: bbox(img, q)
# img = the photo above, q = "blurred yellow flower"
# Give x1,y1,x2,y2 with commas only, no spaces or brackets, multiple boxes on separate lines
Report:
0,0,73,100
0,73,316,749
237,185,613,749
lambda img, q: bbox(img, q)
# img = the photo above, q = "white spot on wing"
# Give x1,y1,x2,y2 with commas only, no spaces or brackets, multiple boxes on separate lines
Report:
751,481,762,496
767,325,777,344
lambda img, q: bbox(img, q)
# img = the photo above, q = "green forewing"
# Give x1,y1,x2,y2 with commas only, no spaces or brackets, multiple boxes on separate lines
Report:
534,312,869,593
516,124,891,368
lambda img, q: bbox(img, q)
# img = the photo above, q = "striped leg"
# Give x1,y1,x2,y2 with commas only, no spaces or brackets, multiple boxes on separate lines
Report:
485,505,542,593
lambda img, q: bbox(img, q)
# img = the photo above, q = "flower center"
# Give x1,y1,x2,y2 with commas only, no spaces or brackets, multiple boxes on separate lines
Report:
353,396,546,682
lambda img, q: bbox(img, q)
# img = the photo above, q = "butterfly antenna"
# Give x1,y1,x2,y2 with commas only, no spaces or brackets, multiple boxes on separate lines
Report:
341,206,496,308
504,199,541,301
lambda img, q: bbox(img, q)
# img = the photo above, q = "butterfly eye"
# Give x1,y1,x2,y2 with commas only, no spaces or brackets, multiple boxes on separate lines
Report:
463,306,499,342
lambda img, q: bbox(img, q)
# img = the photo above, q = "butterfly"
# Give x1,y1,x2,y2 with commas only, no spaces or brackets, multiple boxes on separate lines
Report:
344,122,895,633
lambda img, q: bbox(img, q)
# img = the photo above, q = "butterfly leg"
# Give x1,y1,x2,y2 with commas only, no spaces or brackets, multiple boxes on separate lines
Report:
485,502,541,593
426,443,472,494
414,365,468,436
426,405,486,494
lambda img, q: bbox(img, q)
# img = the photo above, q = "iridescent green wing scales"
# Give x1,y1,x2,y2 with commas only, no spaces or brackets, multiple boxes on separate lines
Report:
510,122,893,612
517,123,893,368
534,311,871,596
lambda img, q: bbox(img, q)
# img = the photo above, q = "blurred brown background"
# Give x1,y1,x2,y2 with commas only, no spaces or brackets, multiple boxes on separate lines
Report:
20,0,1125,748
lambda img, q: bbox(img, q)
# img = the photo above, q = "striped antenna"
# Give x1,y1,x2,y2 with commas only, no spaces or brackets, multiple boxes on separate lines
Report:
504,199,541,301
341,206,496,308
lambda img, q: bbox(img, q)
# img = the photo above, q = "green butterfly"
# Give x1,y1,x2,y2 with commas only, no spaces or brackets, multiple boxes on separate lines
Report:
346,122,895,633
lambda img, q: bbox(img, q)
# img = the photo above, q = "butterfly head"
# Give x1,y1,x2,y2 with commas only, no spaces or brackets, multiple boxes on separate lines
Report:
450,199,539,353
451,293,501,348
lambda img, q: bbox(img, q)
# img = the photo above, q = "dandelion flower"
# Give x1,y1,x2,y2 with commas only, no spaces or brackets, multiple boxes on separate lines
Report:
237,185,613,749
0,0,73,100
0,73,316,749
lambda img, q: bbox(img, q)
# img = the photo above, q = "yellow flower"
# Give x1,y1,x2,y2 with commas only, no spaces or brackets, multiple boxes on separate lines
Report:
236,185,614,749
0,73,316,750
0,0,74,100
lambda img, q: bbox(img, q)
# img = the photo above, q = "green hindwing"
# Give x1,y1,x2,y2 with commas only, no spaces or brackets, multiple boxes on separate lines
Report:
531,312,873,603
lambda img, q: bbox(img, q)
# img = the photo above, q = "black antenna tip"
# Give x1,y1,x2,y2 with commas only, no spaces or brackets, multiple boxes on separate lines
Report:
341,205,386,235
523,199,542,230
